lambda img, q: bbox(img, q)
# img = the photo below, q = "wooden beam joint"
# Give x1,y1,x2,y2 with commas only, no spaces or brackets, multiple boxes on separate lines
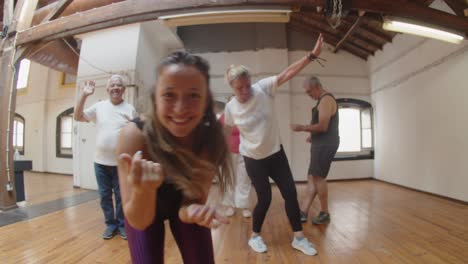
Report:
334,12,365,53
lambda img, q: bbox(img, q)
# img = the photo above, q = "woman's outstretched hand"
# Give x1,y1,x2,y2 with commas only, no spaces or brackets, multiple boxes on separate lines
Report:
180,204,229,229
118,151,165,193
311,33,324,58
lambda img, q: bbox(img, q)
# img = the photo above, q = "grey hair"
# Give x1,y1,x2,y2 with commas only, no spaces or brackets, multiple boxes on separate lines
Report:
306,76,322,88
225,65,250,84
107,74,126,88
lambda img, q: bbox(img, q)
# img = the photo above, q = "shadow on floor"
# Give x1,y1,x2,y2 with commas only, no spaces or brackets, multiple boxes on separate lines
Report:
0,191,99,227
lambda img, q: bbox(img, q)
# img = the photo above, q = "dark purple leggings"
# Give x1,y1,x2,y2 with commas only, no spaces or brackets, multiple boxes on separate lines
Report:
125,217,215,264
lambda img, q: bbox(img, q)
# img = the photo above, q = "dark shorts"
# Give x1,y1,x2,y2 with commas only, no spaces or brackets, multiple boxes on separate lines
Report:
308,145,339,178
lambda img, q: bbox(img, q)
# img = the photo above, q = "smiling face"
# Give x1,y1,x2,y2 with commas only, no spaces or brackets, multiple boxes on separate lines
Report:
106,78,125,105
230,75,252,103
155,64,208,144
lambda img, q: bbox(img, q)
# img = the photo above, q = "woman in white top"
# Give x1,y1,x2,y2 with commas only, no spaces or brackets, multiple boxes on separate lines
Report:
223,34,324,256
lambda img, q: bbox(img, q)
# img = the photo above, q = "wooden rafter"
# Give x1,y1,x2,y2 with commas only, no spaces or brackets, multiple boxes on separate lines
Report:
333,12,365,53
359,23,394,43
443,0,468,17
2,0,14,26
298,11,394,45
352,0,468,35
349,34,382,50
289,18,371,59
14,0,468,46
40,0,74,23
290,25,369,60
293,13,377,56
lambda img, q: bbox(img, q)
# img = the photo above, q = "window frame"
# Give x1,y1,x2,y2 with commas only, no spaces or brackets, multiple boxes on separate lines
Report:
56,107,74,159
334,98,374,161
60,72,77,89
13,113,25,155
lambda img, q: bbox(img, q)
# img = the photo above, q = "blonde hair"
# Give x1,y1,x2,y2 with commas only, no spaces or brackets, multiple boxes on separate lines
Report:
225,65,250,84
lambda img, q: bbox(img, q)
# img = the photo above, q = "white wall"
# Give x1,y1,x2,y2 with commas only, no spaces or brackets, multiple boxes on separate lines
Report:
369,1,468,201
74,23,182,190
199,44,373,181
16,62,75,174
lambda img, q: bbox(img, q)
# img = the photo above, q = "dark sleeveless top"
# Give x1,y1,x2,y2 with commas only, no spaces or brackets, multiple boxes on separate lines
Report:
132,118,182,221
311,93,340,147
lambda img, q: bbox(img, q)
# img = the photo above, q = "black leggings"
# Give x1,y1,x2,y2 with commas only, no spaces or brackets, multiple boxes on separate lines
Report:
243,146,302,233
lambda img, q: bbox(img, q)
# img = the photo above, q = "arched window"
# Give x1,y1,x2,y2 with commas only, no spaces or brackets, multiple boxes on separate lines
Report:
335,98,374,160
56,108,74,158
13,113,25,155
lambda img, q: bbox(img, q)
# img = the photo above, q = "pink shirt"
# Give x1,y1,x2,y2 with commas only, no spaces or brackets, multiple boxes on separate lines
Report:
219,115,240,154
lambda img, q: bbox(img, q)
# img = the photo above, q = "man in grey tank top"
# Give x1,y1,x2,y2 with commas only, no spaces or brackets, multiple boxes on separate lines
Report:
290,76,340,225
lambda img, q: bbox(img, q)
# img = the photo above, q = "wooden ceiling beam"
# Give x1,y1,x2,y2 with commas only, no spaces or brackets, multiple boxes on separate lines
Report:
15,0,468,46
40,0,74,23
293,13,378,54
299,11,393,44
8,0,39,35
290,18,371,59
351,34,383,50
333,12,365,53
352,0,468,35
358,23,394,43
443,0,467,17
289,23,368,60
341,14,396,42
15,0,323,46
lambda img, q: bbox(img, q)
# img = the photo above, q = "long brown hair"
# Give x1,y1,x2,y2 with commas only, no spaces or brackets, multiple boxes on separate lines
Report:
141,51,232,201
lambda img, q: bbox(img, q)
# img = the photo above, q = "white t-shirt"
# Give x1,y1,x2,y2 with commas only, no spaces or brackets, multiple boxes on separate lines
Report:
84,100,137,166
224,76,281,160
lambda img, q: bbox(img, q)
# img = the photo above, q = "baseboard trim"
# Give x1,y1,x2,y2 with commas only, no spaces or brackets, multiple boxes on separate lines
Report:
373,178,468,205
29,170,72,176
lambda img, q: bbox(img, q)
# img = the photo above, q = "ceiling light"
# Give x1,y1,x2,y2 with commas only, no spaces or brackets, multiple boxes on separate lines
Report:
159,8,292,27
383,16,464,44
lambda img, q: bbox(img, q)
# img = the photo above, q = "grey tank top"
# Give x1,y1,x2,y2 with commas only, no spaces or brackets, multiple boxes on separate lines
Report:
311,93,340,147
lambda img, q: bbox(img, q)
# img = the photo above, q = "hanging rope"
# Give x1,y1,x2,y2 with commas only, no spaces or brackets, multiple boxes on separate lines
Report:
327,0,342,29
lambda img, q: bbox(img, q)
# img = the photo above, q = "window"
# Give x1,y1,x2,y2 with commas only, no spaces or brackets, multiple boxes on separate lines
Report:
16,59,31,89
335,98,373,160
60,72,77,88
13,114,25,155
56,108,74,158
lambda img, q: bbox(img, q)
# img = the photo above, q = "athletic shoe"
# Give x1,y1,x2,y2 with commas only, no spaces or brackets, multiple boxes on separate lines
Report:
292,237,317,256
242,209,252,218
248,236,267,253
300,211,308,223
312,212,331,225
102,227,116,240
225,207,235,217
119,227,127,240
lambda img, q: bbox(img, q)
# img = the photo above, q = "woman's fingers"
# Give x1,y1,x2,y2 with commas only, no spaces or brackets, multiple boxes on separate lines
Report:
214,210,229,225
188,205,229,229
129,151,143,184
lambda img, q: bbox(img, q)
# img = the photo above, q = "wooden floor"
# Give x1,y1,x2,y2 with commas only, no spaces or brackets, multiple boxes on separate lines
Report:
1,174,468,263
22,171,87,206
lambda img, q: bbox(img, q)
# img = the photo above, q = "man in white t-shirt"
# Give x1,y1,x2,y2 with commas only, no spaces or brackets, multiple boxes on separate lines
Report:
224,34,324,256
74,75,137,240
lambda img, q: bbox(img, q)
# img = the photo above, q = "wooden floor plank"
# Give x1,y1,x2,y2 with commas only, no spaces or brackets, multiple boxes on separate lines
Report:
1,174,467,263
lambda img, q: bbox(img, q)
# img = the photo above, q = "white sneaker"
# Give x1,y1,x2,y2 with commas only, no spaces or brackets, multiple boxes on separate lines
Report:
292,237,317,256
248,236,267,253
242,209,252,218
225,207,235,217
